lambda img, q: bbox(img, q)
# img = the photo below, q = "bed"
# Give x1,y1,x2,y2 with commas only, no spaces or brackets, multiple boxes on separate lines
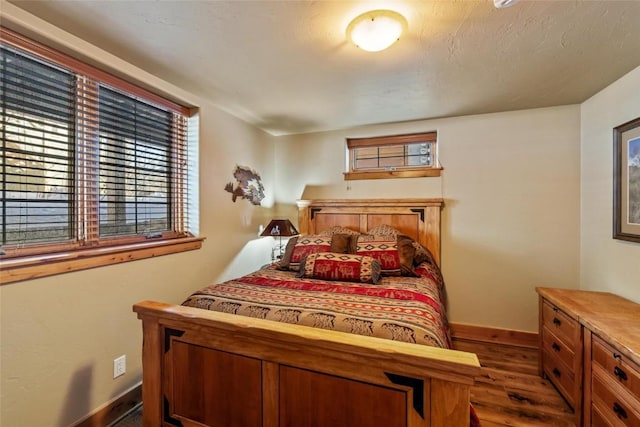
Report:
133,198,481,427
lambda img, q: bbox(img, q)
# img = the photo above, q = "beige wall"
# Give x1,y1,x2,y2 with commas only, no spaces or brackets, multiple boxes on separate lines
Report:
2,1,637,425
276,106,582,332
0,3,277,426
580,65,640,302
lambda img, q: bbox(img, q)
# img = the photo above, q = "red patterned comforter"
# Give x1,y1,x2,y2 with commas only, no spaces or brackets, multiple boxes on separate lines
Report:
183,262,451,349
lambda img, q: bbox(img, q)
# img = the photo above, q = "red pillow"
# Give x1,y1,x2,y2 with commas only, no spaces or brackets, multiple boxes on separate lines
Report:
288,235,332,271
297,252,381,284
356,236,401,276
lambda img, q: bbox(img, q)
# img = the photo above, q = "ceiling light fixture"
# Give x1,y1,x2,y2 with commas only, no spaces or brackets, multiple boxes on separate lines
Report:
346,10,407,52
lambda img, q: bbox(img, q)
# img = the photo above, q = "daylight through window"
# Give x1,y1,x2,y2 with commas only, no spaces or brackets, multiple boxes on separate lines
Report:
345,131,440,180
1,28,195,263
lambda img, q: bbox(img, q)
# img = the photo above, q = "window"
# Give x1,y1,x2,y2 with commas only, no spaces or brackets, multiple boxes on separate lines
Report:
345,131,441,180
0,28,200,283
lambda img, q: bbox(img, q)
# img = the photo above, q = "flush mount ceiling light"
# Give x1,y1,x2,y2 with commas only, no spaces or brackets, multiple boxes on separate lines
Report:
346,10,407,52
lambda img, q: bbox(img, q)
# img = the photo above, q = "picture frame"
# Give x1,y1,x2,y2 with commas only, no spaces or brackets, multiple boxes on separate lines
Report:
613,117,640,243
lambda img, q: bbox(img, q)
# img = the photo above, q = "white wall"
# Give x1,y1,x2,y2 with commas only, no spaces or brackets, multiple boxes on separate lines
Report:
276,105,582,332
580,65,640,302
0,3,277,426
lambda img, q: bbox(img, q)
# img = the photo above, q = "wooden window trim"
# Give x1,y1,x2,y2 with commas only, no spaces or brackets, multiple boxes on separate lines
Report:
344,168,442,180
1,27,200,281
0,236,205,285
346,132,437,149
346,131,440,180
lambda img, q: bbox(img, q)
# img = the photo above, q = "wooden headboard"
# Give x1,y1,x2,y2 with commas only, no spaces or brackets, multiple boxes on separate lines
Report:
296,198,444,265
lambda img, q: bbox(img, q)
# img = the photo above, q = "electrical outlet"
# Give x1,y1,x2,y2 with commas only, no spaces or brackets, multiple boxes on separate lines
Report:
113,355,126,378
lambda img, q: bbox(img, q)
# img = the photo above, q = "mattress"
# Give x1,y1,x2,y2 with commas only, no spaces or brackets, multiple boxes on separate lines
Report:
182,262,451,349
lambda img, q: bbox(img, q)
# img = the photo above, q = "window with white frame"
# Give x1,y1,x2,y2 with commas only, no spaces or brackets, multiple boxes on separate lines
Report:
0,28,200,283
345,131,441,180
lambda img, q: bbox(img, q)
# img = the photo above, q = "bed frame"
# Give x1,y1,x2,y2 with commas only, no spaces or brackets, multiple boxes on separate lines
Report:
134,198,480,427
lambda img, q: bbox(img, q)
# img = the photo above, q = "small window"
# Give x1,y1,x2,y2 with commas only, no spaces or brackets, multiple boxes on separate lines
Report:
345,132,441,180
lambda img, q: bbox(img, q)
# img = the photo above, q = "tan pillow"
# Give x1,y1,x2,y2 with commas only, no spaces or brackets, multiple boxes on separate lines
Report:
367,224,401,238
318,226,360,237
397,235,418,277
412,241,437,267
330,233,352,254
278,236,299,270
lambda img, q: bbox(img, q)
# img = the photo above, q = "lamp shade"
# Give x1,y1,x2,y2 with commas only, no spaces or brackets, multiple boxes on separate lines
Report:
260,219,299,237
346,10,407,52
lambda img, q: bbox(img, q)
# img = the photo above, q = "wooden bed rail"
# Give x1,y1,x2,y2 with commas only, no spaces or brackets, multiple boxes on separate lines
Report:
134,301,480,427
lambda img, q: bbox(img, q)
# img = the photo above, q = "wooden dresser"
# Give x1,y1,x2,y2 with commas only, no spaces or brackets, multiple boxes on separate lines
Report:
537,287,640,427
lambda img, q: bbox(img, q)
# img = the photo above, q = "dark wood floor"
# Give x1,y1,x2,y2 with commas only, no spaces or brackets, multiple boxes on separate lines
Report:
115,340,576,427
453,339,575,427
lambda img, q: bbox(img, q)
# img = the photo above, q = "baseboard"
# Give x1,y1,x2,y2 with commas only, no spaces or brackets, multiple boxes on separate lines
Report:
450,322,538,349
72,382,142,427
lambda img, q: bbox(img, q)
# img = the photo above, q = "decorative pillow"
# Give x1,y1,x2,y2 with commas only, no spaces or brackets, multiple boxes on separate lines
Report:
330,233,352,254
318,226,360,237
356,233,375,242
367,224,434,272
355,236,401,276
278,234,355,270
278,236,299,270
412,241,437,267
367,224,401,238
397,235,418,277
286,235,333,271
297,252,381,284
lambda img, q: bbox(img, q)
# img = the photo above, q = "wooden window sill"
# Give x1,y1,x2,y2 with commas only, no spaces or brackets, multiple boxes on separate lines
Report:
0,236,204,285
344,168,442,180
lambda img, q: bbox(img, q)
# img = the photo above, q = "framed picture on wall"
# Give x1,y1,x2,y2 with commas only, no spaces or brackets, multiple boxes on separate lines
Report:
613,117,640,243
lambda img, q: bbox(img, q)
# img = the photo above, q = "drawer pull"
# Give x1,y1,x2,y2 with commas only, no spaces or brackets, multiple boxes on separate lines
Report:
552,306,559,312
613,402,628,420
552,368,561,378
613,352,622,361
613,366,628,381
553,317,561,326
551,342,560,352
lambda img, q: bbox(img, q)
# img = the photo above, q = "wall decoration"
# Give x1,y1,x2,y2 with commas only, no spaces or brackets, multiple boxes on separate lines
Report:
613,117,640,243
224,165,265,206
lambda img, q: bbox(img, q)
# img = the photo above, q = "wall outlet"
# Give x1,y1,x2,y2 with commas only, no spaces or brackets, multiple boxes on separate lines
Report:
113,355,126,378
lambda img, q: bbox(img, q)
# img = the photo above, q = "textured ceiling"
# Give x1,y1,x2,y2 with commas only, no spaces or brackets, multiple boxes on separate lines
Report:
7,0,640,135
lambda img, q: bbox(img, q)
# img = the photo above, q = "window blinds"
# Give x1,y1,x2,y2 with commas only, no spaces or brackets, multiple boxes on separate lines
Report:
98,86,173,237
1,45,75,245
1,28,192,253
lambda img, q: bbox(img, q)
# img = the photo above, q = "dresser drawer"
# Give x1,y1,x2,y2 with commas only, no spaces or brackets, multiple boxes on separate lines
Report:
541,301,579,349
543,348,575,408
593,336,640,399
592,366,640,427
592,402,615,427
542,326,576,370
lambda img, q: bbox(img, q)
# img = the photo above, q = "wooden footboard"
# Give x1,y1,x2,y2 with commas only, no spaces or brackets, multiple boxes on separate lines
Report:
134,301,480,427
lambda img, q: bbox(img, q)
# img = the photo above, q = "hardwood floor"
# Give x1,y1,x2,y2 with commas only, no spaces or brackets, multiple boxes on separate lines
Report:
453,338,575,427
116,339,575,427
